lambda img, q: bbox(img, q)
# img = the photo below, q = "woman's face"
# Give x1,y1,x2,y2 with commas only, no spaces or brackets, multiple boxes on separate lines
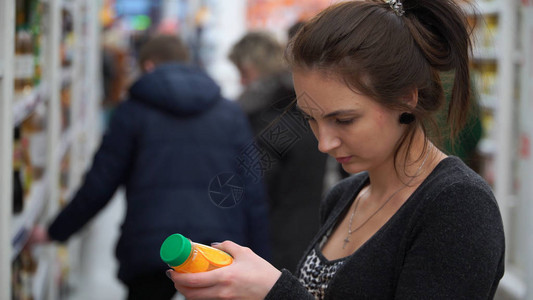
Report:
293,70,405,174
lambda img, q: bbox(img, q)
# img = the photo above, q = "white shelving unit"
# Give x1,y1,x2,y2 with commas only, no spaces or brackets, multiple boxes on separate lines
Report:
515,4,533,300
0,0,101,299
0,0,16,299
469,0,528,299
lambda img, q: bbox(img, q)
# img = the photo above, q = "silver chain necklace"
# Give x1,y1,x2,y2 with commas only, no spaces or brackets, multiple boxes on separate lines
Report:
342,148,431,249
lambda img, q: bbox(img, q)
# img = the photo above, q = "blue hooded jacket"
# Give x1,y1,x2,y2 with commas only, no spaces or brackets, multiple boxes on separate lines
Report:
48,63,271,283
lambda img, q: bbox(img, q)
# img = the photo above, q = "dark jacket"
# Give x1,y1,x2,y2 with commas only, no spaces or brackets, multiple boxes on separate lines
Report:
238,71,328,272
48,63,271,283
265,157,505,299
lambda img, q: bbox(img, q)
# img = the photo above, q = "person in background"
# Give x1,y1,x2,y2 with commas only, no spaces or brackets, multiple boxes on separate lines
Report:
228,31,329,272
100,24,129,129
168,0,505,298
288,21,305,40
28,34,271,300
438,71,484,173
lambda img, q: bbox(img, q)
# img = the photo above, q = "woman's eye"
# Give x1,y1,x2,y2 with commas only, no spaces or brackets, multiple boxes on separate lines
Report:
303,115,316,122
335,118,354,125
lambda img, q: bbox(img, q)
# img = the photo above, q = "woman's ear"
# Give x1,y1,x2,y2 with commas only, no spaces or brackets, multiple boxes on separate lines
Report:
404,88,419,109
398,88,418,125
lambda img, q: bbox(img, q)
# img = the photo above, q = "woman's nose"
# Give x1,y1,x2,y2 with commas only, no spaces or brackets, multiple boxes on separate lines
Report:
314,124,341,154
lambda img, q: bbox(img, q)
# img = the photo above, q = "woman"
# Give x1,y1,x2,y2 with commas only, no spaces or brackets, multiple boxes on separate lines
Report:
167,0,505,298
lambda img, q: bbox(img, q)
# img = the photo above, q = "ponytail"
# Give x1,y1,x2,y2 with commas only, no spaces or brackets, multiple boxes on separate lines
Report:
402,0,473,137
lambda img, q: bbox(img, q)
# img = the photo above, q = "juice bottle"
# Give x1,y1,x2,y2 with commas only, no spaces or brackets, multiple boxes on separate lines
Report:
160,234,233,273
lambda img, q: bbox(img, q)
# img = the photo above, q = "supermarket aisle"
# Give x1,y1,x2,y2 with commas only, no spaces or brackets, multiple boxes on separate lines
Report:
67,189,185,300
69,190,127,300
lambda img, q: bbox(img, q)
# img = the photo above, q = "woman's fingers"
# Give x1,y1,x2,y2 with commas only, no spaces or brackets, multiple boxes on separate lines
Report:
210,240,248,257
210,240,241,253
168,268,235,299
167,269,219,288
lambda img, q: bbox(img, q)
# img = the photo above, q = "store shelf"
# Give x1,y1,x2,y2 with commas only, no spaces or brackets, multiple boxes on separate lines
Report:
473,47,498,61
479,93,498,110
477,1,500,15
62,0,75,14
513,50,523,65
478,137,496,156
472,48,523,65
464,0,500,16
12,83,49,127
61,66,73,87
32,256,50,298
10,178,48,261
2,0,102,297
58,126,74,161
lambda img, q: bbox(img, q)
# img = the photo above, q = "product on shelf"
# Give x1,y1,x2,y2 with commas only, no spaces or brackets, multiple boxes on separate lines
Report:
14,0,35,100
472,62,498,97
59,149,70,207
29,0,43,86
14,122,34,204
12,252,23,299
56,245,71,298
61,8,74,67
12,248,38,300
21,104,47,182
61,87,72,131
482,14,499,49
13,126,25,214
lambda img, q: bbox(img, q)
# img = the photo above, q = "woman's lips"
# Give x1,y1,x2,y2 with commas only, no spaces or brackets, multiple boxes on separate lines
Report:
336,156,352,163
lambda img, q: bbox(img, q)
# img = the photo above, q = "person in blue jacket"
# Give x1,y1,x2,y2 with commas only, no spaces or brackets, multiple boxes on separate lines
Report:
29,34,271,300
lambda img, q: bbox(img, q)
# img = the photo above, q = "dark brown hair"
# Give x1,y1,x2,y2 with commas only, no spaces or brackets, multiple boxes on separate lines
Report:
286,0,473,167
138,34,189,67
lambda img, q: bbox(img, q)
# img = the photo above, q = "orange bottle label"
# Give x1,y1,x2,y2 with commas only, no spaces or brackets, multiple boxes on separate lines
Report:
196,244,233,267
174,249,209,273
173,244,233,273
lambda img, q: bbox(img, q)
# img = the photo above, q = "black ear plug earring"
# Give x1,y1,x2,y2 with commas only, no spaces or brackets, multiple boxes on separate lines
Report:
399,112,415,124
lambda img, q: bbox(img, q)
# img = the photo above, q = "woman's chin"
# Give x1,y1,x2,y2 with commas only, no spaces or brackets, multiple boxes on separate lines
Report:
340,164,360,175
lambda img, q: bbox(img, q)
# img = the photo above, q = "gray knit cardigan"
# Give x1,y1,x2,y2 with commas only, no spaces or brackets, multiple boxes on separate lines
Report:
265,156,505,299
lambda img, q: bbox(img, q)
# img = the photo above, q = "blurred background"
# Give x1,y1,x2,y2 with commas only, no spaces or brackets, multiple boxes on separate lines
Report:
1,0,533,299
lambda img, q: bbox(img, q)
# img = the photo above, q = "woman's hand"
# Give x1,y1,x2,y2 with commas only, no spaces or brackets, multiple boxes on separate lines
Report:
166,240,281,300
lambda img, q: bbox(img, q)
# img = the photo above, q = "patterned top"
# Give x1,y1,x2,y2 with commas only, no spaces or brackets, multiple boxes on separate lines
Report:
298,234,347,299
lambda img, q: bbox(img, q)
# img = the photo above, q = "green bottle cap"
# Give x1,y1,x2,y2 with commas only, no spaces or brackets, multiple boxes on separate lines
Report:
160,234,192,267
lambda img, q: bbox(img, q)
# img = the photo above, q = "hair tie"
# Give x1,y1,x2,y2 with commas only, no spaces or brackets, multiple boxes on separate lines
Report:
385,0,405,16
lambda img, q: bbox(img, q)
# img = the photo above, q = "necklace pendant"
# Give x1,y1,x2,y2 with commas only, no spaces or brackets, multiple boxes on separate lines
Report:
343,237,350,249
